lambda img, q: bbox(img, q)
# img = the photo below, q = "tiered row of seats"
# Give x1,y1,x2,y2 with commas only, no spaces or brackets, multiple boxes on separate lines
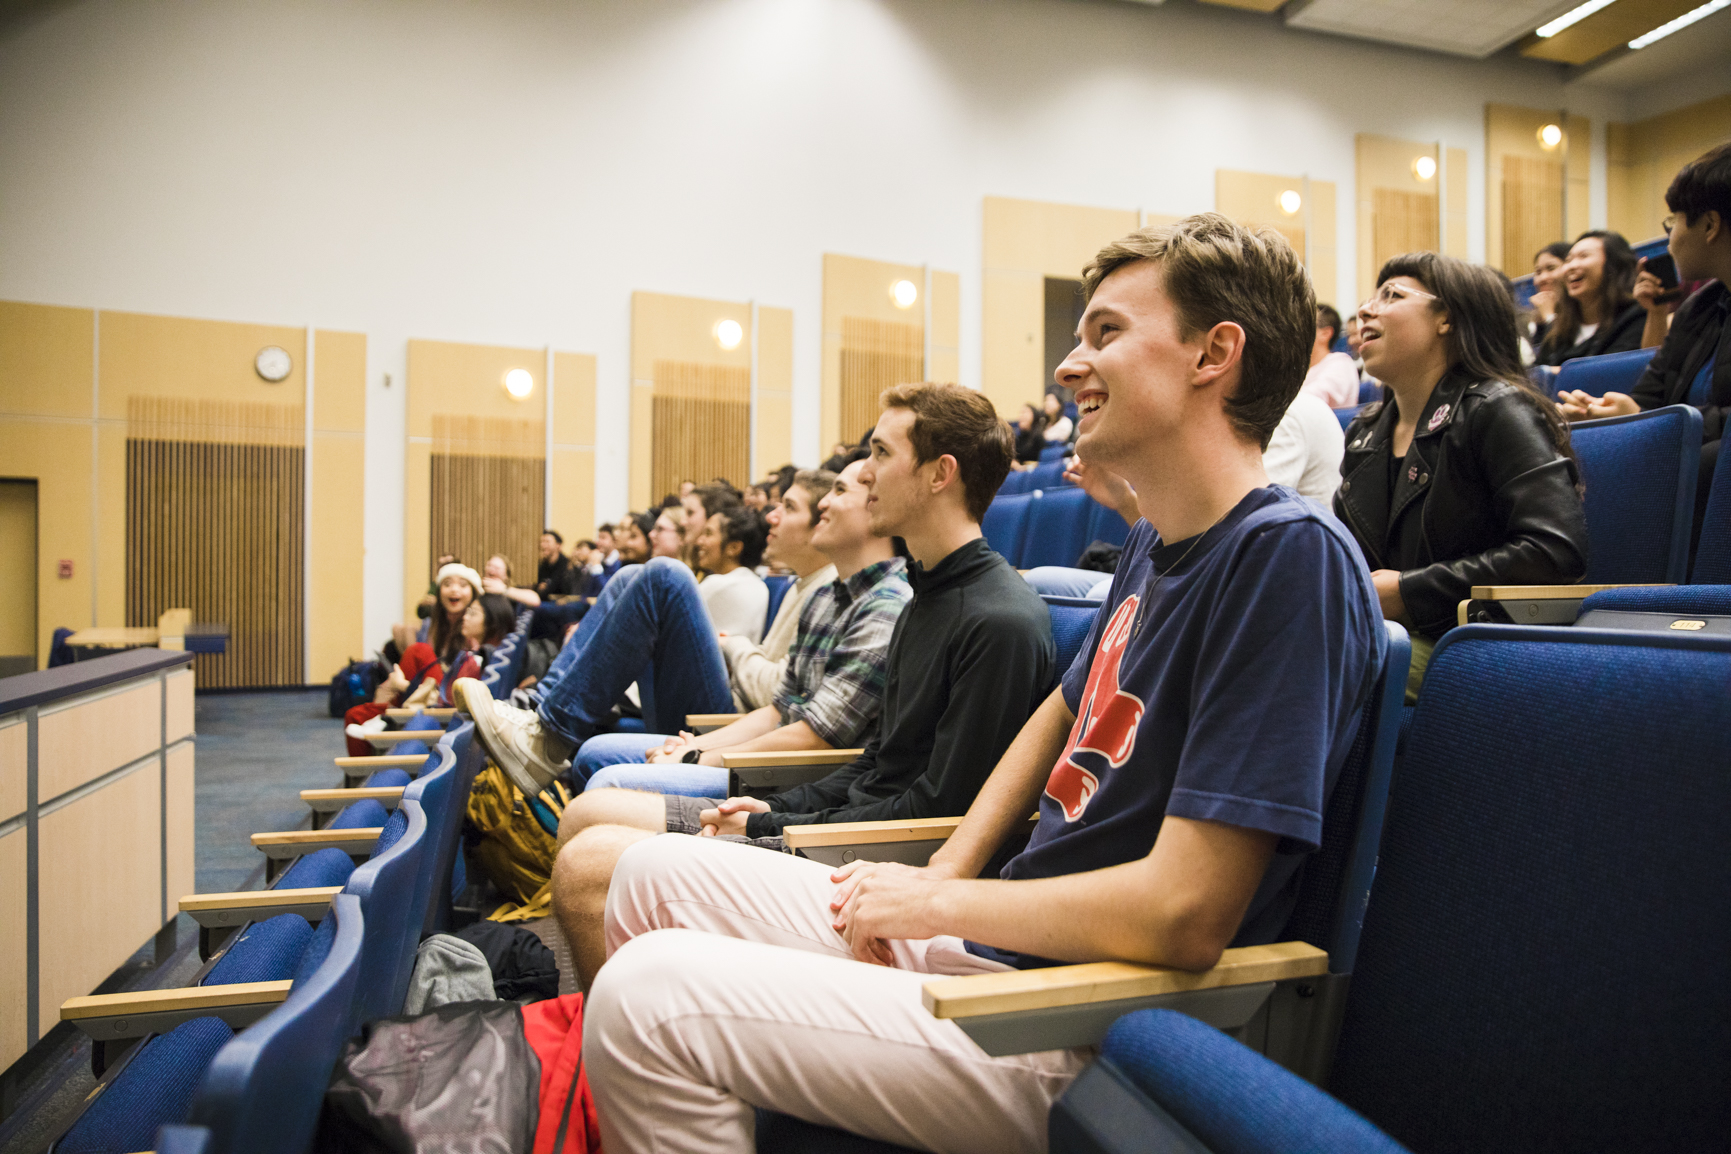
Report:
982,445,1132,570
45,619,532,1154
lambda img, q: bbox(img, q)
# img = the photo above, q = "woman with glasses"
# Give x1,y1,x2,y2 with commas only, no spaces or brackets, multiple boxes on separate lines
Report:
1534,230,1645,367
1338,253,1588,699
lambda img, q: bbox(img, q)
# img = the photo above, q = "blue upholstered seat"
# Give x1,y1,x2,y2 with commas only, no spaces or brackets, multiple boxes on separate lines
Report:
1042,599,1099,683
997,467,1034,496
1335,402,1364,430
201,915,314,987
273,846,355,890
1022,488,1096,570
1357,378,1380,405
1555,347,1659,399
325,797,389,831
59,1019,237,1154
1086,499,1132,549
1570,404,1700,584
1039,441,1071,463
764,574,793,628
982,492,1035,566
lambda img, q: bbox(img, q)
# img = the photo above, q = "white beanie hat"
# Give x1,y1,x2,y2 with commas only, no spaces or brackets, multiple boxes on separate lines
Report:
434,562,484,597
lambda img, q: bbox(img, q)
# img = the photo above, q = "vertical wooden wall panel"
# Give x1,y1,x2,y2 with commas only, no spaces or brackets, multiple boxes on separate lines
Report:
753,307,795,477
1354,136,1447,303
1372,188,1441,274
928,272,961,387
838,319,924,447
1486,105,1594,277
630,293,756,509
981,197,1141,418
428,415,544,584
1217,170,1338,310
649,363,751,500
125,398,304,687
309,329,366,679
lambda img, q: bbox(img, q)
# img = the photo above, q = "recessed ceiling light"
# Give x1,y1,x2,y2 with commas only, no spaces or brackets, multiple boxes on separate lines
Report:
504,368,533,399
714,319,744,350
1413,156,1438,181
1538,123,1564,149
1278,189,1302,215
1629,0,1730,48
891,279,919,309
1535,0,1618,38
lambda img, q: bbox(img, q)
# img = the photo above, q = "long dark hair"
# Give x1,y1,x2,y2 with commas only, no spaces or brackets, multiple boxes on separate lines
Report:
1541,230,1636,355
1372,252,1579,488
475,593,516,647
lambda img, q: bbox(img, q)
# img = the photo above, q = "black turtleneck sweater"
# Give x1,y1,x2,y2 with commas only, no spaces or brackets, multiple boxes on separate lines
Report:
746,537,1055,838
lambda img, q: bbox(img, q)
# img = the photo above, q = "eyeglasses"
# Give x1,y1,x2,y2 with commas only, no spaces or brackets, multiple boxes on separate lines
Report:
1360,281,1438,314
1662,214,1677,234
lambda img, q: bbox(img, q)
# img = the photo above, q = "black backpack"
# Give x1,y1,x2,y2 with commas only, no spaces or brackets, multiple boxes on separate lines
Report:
328,659,385,717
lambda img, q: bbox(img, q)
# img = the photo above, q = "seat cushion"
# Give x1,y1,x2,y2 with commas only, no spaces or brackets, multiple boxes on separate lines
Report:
204,913,314,986
58,1018,235,1154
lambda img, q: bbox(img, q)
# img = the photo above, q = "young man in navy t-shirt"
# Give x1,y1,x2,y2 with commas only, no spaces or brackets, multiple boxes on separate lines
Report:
576,214,1386,1154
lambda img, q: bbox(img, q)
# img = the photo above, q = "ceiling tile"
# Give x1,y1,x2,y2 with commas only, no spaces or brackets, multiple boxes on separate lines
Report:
1285,0,1583,58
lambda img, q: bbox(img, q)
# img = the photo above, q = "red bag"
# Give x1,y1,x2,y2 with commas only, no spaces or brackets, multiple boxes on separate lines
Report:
521,994,603,1154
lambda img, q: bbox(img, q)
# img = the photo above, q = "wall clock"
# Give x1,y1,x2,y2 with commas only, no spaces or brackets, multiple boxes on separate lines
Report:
255,345,292,382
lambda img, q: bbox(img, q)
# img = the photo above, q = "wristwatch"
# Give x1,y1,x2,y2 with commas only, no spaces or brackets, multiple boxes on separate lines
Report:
681,748,702,764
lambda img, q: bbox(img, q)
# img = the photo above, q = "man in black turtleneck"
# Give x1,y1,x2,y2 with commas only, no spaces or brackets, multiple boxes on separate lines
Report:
551,382,1054,985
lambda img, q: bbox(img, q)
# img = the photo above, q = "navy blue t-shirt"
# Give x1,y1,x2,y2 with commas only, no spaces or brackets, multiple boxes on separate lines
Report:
970,485,1384,969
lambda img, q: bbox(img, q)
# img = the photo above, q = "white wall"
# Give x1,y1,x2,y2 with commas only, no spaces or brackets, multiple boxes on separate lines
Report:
0,0,1639,648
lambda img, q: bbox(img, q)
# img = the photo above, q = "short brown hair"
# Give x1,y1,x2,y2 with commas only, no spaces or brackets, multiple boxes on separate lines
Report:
1082,213,1315,449
878,382,1012,523
789,468,838,526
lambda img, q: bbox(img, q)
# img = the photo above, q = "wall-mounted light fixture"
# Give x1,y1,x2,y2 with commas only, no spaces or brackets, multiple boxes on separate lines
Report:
714,319,744,351
504,368,534,399
1538,123,1564,149
891,279,919,309
1413,155,1438,181
1277,189,1302,216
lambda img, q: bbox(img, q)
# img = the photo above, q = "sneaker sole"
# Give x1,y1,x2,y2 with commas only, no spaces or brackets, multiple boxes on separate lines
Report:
457,679,555,801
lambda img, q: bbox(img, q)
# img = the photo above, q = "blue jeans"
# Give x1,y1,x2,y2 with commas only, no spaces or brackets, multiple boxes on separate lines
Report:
570,732,669,788
1023,566,1113,600
536,557,732,747
532,563,645,705
586,761,728,798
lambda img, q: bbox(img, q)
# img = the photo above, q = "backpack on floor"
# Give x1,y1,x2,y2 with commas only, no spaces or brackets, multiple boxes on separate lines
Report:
465,765,573,907
328,658,386,717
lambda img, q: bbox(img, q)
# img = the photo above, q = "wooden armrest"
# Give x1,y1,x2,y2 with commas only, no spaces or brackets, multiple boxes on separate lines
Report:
685,713,743,733
784,814,1038,868
1459,584,1670,627
178,887,341,927
301,786,405,811
384,707,457,720
722,748,864,795
365,730,437,746
334,754,426,769
61,981,293,1041
251,827,381,859
921,942,1329,1057
1469,583,1665,600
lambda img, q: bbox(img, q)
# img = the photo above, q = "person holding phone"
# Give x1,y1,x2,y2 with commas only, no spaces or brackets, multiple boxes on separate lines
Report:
1635,251,1684,350
1557,143,1731,549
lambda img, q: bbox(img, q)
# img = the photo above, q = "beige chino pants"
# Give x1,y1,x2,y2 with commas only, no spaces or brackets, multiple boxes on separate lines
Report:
584,834,1093,1154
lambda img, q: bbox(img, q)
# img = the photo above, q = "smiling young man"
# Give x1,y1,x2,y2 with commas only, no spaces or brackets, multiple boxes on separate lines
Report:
691,506,770,641
573,216,1385,1154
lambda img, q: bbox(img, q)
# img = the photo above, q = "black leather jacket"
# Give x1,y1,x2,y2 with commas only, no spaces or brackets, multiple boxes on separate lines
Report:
1335,369,1589,640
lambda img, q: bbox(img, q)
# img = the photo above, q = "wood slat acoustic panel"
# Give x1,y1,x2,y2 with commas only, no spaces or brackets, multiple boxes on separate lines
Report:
1501,156,1564,278
839,318,923,448
125,397,304,688
650,361,750,501
1372,188,1441,276
429,414,544,584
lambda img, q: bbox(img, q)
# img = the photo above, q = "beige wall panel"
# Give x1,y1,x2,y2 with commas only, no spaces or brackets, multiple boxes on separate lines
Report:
97,311,306,420
0,481,36,665
822,255,927,450
553,351,596,448
404,440,432,618
310,433,366,675
754,306,794,475
1445,147,1469,259
38,764,160,1027
165,667,194,743
406,339,545,438
981,270,1046,418
0,829,24,1070
0,720,23,820
164,741,195,911
1486,104,1594,277
94,422,127,629
630,293,752,509
1607,95,1731,244
38,680,160,800
0,302,92,419
0,419,93,665
550,451,595,541
981,197,1140,417
982,196,1139,278
1218,169,1338,307
930,271,960,386
1353,137,1446,303
314,329,367,433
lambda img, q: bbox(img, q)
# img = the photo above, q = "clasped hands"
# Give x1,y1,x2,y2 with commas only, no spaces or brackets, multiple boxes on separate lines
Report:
825,859,958,966
645,731,722,766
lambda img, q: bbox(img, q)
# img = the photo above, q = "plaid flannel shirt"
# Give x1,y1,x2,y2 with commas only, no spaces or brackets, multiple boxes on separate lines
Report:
772,557,911,747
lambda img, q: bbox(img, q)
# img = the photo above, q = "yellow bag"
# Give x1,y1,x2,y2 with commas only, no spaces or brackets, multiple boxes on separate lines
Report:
464,765,572,909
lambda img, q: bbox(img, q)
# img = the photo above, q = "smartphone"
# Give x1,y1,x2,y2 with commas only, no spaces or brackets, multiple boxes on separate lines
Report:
1644,253,1684,302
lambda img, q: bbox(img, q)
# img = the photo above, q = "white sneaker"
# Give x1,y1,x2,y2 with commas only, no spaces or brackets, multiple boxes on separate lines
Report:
454,678,568,798
344,717,387,742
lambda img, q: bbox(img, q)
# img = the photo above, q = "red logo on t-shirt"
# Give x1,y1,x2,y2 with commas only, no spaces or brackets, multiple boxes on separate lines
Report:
1045,596,1145,822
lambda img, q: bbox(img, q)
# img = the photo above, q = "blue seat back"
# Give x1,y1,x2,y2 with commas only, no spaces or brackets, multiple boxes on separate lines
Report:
273,846,354,890
764,574,793,630
1691,410,1731,583
1042,599,1100,685
1570,404,1701,584
177,893,368,1154
1329,625,1731,1151
59,1018,235,1154
1555,347,1659,399
1356,379,1379,406
1086,499,1131,550
409,722,478,939
340,799,426,1021
1631,234,1670,260
201,915,313,986
1026,458,1069,491
1039,442,1071,464
997,468,1034,496
1335,403,1364,430
1022,488,1096,570
982,493,1035,567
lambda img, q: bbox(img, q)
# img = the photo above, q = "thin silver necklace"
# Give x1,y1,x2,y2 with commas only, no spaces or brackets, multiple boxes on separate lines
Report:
1131,514,1223,639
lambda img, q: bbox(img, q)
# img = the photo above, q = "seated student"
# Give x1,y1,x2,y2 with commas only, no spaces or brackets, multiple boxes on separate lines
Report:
418,562,481,662
693,506,770,641
389,551,458,656
1528,240,1572,347
645,507,685,561
565,460,908,790
544,381,1055,983
1300,303,1359,407
483,553,541,609
1533,230,1645,368
679,482,742,569
344,592,515,753
1557,143,1731,548
1341,252,1587,699
1010,402,1048,469
1041,390,1073,444
571,215,1384,1154
587,523,621,592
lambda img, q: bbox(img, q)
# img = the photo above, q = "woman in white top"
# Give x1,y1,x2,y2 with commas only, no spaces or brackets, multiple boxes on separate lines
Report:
1040,392,1073,444
693,506,770,642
